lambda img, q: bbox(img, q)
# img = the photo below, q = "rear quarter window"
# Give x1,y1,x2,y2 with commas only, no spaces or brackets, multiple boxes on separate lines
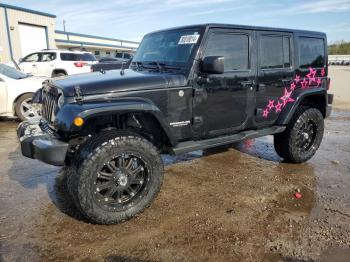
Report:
298,37,325,68
60,53,96,61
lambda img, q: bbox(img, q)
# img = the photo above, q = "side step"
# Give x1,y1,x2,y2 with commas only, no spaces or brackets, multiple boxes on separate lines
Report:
171,126,286,155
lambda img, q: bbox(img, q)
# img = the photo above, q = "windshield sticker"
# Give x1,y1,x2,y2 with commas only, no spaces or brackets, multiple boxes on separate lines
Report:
178,34,200,45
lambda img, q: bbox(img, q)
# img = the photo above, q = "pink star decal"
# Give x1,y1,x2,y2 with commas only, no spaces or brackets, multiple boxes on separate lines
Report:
306,67,317,78
295,75,301,83
290,82,296,91
321,68,325,77
301,78,309,89
262,108,269,118
267,100,275,110
275,101,282,113
280,88,295,107
316,77,322,87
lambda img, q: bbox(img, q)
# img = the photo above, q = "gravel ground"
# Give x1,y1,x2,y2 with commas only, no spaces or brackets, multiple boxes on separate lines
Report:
0,109,349,262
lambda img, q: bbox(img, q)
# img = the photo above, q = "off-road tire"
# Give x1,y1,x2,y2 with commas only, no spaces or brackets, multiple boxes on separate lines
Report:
67,130,164,224
274,106,324,163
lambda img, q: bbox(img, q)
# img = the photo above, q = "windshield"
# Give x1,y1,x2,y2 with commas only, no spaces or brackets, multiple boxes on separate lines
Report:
133,28,203,67
0,64,28,79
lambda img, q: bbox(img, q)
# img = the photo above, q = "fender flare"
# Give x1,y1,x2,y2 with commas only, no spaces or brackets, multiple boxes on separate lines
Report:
54,98,178,146
276,88,328,125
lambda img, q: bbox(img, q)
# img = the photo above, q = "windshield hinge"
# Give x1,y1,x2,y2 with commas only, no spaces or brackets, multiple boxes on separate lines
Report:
74,85,84,104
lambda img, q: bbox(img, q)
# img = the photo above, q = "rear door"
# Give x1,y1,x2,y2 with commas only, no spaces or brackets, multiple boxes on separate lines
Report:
193,28,257,138
255,32,293,125
36,52,56,77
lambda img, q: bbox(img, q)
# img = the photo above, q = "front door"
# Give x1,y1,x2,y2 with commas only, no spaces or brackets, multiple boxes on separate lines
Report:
255,32,293,125
193,29,256,139
19,53,41,75
0,78,7,113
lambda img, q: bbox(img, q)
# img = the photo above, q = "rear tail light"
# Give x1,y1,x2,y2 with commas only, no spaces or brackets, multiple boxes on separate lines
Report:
74,62,87,67
326,78,331,90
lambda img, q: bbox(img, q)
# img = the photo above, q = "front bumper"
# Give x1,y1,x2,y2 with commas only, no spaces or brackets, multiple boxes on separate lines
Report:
17,118,68,166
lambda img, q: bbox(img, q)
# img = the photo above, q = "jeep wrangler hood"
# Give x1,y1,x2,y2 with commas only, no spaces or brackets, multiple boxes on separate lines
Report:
52,69,187,97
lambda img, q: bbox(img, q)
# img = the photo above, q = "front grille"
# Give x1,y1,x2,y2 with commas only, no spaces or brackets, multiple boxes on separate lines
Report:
42,88,59,123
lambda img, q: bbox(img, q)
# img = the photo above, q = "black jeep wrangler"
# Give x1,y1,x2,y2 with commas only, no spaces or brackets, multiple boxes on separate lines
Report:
17,24,333,224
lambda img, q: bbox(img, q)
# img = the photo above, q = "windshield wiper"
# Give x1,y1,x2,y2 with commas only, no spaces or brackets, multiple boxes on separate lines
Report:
147,62,183,72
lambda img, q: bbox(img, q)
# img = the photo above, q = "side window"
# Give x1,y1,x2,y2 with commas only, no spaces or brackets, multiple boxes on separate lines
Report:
124,53,131,59
298,37,325,68
260,35,291,69
204,33,249,71
23,53,40,62
283,37,291,67
41,53,56,62
116,53,123,58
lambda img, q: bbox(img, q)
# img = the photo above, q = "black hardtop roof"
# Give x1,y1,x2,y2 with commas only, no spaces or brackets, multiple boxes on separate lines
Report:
148,23,326,37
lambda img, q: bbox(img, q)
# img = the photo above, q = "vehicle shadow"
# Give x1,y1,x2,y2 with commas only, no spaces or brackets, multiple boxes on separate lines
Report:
5,134,291,224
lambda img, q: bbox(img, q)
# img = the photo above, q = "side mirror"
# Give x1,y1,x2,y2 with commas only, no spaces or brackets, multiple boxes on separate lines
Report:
201,56,224,74
18,58,23,63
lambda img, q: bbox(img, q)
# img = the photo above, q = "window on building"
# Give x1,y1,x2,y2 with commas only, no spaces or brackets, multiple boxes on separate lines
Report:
94,51,100,56
204,33,249,71
298,37,325,68
106,51,111,56
260,35,291,69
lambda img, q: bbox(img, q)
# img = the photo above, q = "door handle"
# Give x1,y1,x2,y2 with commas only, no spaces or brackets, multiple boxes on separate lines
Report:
257,83,266,91
32,64,37,67
281,79,292,84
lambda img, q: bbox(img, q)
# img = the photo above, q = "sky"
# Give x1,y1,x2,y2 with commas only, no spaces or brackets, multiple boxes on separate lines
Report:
2,0,350,43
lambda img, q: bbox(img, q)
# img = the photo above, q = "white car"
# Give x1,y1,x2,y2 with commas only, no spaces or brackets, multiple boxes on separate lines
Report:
0,64,45,121
18,50,97,78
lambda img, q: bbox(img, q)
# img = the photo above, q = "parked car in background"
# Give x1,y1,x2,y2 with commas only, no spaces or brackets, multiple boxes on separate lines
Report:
18,50,97,78
0,64,44,121
115,52,133,63
91,56,131,72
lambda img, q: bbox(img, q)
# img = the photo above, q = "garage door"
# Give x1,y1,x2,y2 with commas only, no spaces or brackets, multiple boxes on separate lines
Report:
18,23,48,57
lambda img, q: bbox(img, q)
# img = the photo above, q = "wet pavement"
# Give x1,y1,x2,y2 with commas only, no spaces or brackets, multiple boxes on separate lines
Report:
0,111,350,261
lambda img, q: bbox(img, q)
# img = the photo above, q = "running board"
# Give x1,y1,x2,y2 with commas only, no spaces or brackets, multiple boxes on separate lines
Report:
171,126,286,155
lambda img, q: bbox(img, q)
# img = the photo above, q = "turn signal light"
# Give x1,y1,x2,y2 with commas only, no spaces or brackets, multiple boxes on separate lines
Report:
73,117,84,127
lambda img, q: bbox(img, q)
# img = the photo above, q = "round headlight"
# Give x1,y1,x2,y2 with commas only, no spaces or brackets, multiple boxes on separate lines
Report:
57,94,65,108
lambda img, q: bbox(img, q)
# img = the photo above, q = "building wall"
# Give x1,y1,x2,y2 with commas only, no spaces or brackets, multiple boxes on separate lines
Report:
5,8,56,61
0,7,10,63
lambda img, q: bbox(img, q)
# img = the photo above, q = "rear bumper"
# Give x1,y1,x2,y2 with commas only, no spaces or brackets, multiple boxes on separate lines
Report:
17,118,68,166
326,93,334,118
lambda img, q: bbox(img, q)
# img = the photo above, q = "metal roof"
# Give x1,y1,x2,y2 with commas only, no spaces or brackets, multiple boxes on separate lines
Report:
0,3,56,18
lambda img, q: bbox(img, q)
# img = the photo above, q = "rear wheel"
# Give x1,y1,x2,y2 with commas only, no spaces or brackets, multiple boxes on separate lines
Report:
53,72,66,77
274,106,324,163
67,131,164,224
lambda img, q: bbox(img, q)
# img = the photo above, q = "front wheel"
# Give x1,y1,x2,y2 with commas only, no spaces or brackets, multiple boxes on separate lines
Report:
67,131,164,224
274,106,324,163
15,93,41,121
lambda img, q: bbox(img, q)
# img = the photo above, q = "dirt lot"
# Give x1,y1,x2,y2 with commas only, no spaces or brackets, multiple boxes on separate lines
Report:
0,69,350,261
